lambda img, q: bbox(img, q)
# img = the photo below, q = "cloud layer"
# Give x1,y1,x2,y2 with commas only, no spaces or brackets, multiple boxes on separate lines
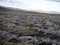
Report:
0,0,60,12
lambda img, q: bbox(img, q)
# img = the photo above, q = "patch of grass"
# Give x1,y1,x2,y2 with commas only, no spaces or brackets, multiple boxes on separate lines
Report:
5,42,35,45
0,27,40,36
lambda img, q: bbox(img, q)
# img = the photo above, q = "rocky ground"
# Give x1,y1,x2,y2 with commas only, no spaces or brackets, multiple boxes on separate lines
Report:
0,13,60,45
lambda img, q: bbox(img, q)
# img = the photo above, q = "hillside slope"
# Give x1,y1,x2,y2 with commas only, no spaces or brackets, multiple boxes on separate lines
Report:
0,8,60,45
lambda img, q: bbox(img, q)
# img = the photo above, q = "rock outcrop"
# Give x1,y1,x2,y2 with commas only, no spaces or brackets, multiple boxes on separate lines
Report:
0,14,60,45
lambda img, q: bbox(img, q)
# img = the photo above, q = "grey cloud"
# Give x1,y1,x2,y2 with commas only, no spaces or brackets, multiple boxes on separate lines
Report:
47,0,60,2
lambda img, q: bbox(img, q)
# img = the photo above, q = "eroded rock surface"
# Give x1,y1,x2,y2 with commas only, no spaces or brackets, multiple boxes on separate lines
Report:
0,14,60,45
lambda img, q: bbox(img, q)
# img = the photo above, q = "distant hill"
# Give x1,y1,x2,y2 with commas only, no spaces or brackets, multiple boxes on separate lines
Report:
0,6,60,15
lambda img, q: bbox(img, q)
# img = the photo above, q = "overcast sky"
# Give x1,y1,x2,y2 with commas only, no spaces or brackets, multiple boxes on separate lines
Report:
0,0,60,12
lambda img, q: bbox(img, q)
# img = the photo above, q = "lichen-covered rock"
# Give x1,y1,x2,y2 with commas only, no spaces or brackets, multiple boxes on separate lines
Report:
0,30,60,45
